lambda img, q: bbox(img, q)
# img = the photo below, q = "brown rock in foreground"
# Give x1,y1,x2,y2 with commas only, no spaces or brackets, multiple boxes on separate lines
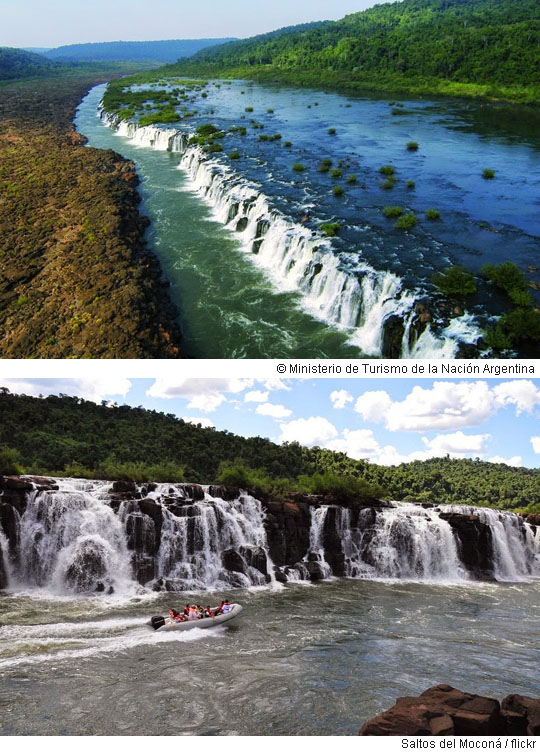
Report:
359,685,540,735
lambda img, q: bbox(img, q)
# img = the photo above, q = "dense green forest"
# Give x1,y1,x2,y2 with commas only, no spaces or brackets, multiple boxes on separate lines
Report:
1,390,538,513
0,48,60,80
174,0,540,103
43,39,236,64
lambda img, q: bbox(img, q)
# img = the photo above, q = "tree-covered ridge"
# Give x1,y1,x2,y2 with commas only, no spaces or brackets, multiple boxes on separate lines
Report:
177,0,539,102
0,391,538,513
0,48,60,81
43,39,237,64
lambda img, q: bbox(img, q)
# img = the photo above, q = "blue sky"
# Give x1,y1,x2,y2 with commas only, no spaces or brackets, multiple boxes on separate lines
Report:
2,377,540,468
1,0,394,48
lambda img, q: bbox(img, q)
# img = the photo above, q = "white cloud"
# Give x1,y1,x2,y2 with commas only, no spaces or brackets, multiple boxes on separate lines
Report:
531,436,540,454
423,431,490,456
244,390,269,403
327,428,381,457
181,417,215,429
279,416,338,446
0,378,131,403
330,389,353,410
147,378,252,413
354,390,393,423
493,381,540,415
355,382,493,432
256,403,292,419
488,455,522,467
263,378,291,392
353,380,540,434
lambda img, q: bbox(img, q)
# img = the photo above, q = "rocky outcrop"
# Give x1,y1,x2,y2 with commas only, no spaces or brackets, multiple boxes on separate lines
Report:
439,512,494,580
359,685,540,735
262,500,311,570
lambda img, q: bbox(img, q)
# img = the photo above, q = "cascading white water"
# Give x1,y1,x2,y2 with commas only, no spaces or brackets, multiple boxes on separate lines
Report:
148,485,277,591
305,506,333,579
444,505,540,582
14,483,135,595
100,109,481,358
295,502,538,584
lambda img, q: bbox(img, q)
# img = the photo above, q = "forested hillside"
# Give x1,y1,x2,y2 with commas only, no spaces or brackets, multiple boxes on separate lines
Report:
176,0,539,102
44,39,236,64
1,390,538,512
0,48,59,80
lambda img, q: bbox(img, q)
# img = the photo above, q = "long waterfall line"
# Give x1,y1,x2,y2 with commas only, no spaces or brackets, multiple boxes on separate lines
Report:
1,478,538,595
99,110,482,358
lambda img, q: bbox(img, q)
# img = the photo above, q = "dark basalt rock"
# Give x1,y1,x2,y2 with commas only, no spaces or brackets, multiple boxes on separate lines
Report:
501,694,540,735
439,512,494,579
359,685,540,736
64,540,109,593
304,560,326,582
262,500,311,567
0,501,20,555
239,545,268,577
236,216,248,232
0,541,7,589
222,548,246,574
208,485,239,501
381,314,405,359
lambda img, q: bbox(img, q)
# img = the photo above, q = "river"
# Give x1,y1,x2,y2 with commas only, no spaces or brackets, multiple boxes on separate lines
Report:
74,81,540,359
1,580,538,735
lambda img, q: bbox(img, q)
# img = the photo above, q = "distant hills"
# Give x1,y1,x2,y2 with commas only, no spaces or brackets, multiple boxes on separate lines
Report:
0,47,59,80
42,38,237,63
178,0,539,101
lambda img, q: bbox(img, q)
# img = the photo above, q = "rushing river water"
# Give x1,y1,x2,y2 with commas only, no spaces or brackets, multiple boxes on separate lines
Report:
1,580,539,735
75,81,540,359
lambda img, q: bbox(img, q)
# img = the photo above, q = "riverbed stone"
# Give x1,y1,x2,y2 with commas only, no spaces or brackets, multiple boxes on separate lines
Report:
359,685,506,735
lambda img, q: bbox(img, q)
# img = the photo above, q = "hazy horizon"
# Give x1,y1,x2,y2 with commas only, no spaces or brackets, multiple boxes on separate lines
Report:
1,0,395,48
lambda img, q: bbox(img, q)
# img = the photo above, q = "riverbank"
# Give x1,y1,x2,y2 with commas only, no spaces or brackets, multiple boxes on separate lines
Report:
0,72,182,357
166,63,540,106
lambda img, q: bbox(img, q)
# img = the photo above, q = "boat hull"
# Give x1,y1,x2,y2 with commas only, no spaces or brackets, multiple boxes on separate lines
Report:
154,604,243,631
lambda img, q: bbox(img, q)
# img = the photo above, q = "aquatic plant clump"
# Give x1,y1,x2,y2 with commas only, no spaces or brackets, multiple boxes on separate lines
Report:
394,213,417,230
433,265,477,298
319,222,341,236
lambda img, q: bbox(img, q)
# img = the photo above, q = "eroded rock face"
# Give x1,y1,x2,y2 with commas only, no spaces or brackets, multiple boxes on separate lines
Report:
439,512,494,580
358,685,540,736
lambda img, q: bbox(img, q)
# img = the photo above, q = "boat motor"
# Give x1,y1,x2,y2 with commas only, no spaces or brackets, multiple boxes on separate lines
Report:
150,615,166,630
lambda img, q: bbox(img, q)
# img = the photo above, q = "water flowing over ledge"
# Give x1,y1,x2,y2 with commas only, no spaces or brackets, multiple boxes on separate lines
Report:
99,110,483,359
1,477,538,597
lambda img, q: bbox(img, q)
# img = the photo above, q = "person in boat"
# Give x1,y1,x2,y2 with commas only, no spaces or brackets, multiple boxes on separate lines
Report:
168,608,185,623
221,600,232,614
204,605,214,618
187,605,199,621
183,604,190,617
214,601,224,615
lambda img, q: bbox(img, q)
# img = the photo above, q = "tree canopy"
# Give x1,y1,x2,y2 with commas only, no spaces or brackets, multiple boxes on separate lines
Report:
0,390,538,513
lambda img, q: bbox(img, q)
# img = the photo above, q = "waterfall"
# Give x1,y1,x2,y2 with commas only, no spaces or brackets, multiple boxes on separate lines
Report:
288,502,538,584
14,484,135,595
148,485,277,591
444,505,540,582
1,478,538,594
99,109,481,358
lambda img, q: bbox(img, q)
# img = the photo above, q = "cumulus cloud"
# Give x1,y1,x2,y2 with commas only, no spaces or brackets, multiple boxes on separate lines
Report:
0,378,131,403
244,390,269,403
327,428,381,457
493,381,540,415
330,389,353,410
488,455,522,467
256,403,292,419
147,378,252,413
531,436,540,454
422,431,490,455
354,390,393,423
279,416,338,446
263,378,291,392
181,417,215,429
353,380,540,433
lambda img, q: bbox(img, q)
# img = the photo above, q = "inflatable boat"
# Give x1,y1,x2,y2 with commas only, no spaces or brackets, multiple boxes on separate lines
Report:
149,604,243,631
